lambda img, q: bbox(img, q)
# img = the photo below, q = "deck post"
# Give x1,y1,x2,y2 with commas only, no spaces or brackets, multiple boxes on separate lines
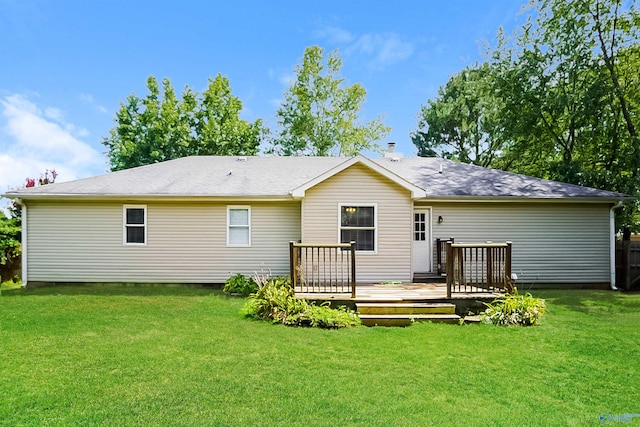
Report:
457,247,464,289
436,237,455,275
350,241,356,298
446,241,453,298
436,238,442,274
289,241,296,288
505,241,513,293
487,246,493,289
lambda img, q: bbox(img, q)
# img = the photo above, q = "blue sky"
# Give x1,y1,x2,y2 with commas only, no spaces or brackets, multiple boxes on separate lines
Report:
0,0,528,191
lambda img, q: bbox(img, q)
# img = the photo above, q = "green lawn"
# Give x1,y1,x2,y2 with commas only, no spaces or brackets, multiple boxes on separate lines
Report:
1,285,638,426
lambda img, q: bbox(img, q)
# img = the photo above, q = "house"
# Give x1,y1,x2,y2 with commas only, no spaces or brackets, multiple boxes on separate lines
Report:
4,154,628,288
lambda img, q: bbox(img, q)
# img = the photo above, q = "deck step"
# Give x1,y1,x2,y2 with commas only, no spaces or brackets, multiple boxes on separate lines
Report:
359,313,461,327
356,301,459,326
357,302,455,315
412,273,446,283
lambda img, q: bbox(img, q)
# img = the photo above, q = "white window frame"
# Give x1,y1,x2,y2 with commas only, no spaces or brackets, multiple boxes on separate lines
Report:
338,203,377,254
227,206,251,247
123,205,147,246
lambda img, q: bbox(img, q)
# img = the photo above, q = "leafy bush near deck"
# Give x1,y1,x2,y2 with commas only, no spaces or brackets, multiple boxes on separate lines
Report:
242,275,360,328
223,273,258,296
482,288,546,326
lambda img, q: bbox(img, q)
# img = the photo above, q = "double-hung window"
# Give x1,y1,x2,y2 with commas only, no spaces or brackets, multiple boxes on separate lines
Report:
227,206,251,247
339,204,376,252
124,205,146,245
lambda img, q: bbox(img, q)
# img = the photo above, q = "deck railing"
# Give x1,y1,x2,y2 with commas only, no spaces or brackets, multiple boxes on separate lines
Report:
445,241,513,298
289,241,356,298
436,237,455,275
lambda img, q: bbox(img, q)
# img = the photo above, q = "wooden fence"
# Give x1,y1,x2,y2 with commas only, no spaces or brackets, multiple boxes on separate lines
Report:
615,240,640,291
289,241,356,298
446,241,513,298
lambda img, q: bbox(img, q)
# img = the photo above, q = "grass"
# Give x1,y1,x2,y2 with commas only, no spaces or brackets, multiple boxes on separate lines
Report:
1,285,639,426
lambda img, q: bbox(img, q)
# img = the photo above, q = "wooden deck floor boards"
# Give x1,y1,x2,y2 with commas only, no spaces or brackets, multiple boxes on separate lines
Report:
295,282,502,302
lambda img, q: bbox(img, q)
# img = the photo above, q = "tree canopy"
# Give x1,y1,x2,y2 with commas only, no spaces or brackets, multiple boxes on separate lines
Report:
271,46,390,156
412,62,502,167
102,75,265,171
412,0,640,229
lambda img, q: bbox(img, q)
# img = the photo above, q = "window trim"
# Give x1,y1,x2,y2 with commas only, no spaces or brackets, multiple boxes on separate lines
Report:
338,203,377,254
123,205,147,246
227,206,251,247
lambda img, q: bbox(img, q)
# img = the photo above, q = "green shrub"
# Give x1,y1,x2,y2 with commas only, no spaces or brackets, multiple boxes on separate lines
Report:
223,273,258,296
296,304,361,328
242,276,360,329
0,212,21,283
482,288,546,326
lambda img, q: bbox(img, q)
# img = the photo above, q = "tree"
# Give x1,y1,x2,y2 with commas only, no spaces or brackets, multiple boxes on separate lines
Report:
271,46,390,156
194,75,265,157
103,75,265,171
0,211,21,282
412,0,640,229
499,0,640,227
411,63,504,167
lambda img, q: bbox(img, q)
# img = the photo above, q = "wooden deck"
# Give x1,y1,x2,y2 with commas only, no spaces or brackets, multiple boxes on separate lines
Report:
290,241,511,326
297,282,502,325
296,282,502,302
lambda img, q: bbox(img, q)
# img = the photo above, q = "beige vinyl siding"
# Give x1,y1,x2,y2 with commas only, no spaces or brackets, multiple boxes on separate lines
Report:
426,202,611,284
26,200,300,283
302,163,413,283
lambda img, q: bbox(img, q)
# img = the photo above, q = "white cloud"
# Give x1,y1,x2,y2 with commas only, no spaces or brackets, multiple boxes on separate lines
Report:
269,98,283,109
44,107,65,122
78,93,94,103
347,33,414,69
0,94,104,192
79,92,108,114
279,73,294,88
435,43,449,55
314,25,415,69
312,26,354,44
268,67,294,89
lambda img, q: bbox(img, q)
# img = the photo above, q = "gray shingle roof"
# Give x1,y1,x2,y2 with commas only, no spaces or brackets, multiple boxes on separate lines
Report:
5,155,627,200
377,157,626,199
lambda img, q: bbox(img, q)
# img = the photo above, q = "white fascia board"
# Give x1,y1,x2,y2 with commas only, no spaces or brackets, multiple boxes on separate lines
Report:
416,196,627,204
290,155,426,199
6,194,297,203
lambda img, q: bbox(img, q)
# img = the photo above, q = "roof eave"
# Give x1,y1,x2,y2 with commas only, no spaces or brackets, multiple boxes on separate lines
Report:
5,193,297,202
417,195,631,203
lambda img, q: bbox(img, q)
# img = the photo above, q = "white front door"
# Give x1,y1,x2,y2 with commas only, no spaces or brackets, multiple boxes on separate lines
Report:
412,209,431,273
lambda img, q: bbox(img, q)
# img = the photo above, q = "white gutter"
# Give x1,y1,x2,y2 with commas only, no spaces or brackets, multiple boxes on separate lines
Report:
610,201,624,290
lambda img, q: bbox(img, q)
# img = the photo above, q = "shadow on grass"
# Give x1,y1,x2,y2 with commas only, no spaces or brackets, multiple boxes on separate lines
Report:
0,283,230,298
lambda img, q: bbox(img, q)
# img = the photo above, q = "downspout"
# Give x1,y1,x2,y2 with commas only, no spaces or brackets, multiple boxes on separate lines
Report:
610,201,623,290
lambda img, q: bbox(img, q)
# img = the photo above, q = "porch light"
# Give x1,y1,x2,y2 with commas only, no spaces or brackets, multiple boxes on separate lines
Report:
345,207,357,214
438,215,444,224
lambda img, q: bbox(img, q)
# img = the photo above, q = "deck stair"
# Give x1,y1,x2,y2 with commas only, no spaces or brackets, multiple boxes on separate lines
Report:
412,272,446,283
357,302,460,327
